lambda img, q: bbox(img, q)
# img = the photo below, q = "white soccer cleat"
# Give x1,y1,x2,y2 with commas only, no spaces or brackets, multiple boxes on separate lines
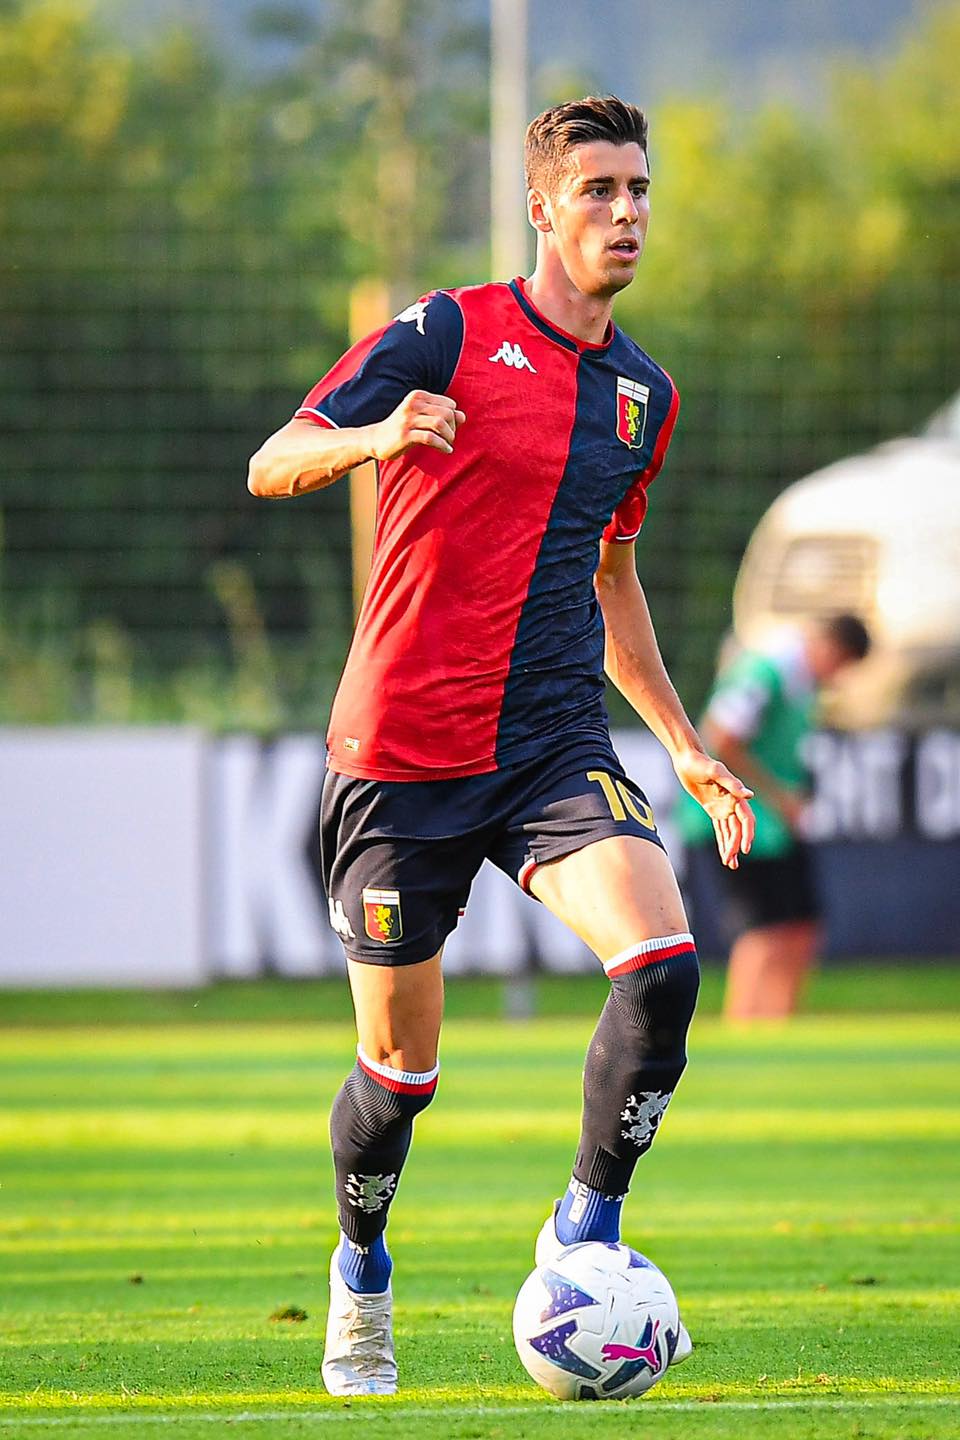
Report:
534,1202,566,1268
534,1203,694,1367
670,1320,693,1365
321,1246,397,1396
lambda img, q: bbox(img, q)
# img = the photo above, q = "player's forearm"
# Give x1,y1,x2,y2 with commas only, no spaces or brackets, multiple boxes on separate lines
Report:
247,420,382,499
598,569,704,760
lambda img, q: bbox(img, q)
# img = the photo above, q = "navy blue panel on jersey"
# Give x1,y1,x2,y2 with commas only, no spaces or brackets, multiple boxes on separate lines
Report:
494,327,676,765
299,291,464,430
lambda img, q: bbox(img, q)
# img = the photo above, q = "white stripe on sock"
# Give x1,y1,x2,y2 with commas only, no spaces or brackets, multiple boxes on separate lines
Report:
602,932,695,976
357,1046,439,1087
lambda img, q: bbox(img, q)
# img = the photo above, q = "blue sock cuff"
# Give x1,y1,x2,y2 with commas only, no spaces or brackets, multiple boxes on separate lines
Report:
337,1231,392,1294
555,1178,624,1246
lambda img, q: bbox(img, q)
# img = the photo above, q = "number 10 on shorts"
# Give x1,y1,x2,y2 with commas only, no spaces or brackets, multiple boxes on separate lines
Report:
586,771,656,830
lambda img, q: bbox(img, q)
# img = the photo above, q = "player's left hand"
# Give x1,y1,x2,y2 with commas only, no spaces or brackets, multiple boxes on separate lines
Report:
673,748,755,869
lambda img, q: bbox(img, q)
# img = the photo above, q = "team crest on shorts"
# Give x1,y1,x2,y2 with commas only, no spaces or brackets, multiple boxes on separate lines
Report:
362,887,403,943
616,376,650,450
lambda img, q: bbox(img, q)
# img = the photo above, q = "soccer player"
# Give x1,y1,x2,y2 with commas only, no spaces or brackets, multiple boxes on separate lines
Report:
678,615,870,1020
248,95,755,1395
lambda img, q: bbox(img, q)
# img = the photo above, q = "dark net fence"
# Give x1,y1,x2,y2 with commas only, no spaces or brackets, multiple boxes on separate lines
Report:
1,3,957,726
613,273,959,719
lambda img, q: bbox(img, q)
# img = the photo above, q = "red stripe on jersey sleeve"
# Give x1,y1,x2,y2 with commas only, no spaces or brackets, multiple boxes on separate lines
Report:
295,325,391,420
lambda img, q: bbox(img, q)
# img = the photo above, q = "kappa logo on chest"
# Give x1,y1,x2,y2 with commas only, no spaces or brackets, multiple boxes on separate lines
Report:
488,340,537,373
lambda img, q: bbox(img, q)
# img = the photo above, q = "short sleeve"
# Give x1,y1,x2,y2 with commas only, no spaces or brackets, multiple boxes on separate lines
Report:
295,291,464,430
603,477,650,543
706,655,777,742
603,374,680,542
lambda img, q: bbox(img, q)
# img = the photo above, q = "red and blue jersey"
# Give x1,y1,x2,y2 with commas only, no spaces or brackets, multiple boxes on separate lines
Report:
296,279,679,781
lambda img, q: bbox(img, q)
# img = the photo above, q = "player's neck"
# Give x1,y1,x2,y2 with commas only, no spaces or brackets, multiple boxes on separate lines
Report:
523,265,614,346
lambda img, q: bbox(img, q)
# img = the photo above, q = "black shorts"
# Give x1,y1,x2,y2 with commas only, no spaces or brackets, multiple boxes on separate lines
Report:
688,842,819,936
320,735,665,965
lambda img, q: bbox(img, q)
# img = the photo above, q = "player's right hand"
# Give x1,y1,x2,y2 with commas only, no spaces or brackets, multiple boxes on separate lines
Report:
370,390,465,461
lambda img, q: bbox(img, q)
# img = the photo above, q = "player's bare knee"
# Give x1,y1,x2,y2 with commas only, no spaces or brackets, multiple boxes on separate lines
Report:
357,1038,439,1075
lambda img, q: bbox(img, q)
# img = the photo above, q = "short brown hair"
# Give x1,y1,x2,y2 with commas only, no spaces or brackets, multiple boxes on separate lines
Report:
524,95,649,195
820,613,871,662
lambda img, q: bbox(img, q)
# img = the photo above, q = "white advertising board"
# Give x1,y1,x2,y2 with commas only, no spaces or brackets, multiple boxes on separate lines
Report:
2,726,957,988
0,728,206,987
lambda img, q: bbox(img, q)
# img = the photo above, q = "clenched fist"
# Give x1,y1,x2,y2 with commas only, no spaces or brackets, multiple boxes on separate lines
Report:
370,390,466,461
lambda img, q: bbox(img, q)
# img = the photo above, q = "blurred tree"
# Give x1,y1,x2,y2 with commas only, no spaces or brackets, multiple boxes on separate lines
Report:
0,0,956,724
0,0,485,723
0,1,351,713
614,1,960,708
250,0,488,298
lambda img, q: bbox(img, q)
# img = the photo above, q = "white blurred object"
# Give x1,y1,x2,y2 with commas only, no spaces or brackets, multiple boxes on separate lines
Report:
733,437,960,727
0,728,206,987
924,391,960,441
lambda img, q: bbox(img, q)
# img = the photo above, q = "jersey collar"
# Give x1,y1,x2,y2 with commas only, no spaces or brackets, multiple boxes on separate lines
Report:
509,277,615,354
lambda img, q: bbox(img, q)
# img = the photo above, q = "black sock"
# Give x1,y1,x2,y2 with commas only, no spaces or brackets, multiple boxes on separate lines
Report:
330,1049,439,1258
574,934,699,1197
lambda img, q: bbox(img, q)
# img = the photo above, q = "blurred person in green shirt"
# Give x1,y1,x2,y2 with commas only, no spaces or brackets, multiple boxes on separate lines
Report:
677,615,870,1019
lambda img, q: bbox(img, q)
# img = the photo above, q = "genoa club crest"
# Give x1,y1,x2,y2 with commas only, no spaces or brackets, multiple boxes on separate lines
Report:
362,887,403,943
616,377,650,450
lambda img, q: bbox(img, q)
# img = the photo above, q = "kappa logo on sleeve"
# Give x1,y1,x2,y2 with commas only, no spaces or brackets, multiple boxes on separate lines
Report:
616,376,650,449
362,887,403,943
394,299,430,334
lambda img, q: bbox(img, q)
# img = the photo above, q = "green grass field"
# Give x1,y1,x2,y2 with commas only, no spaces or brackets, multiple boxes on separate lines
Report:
1,967,958,1439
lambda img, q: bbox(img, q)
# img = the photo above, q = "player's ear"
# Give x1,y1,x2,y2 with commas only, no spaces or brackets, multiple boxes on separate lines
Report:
527,187,553,234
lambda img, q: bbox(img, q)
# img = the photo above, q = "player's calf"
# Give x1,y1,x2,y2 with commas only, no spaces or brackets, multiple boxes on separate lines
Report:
330,1049,439,1292
556,934,699,1246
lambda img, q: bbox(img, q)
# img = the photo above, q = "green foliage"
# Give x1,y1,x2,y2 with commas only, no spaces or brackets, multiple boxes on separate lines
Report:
0,1,957,722
0,4,336,726
0,0,488,727
618,7,960,704
251,0,488,288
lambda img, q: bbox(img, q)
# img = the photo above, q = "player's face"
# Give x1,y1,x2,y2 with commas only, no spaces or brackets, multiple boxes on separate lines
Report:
543,140,650,299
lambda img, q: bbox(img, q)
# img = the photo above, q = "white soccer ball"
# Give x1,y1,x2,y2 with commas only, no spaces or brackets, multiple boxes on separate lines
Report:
513,1241,680,1401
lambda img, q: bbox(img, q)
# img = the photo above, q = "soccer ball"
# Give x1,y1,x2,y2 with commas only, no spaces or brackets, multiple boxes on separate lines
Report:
513,1241,680,1401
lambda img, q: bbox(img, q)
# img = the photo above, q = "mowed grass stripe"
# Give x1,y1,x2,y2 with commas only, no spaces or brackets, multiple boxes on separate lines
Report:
1,1397,959,1440
4,1107,959,1150
0,1010,957,1061
2,1394,959,1418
